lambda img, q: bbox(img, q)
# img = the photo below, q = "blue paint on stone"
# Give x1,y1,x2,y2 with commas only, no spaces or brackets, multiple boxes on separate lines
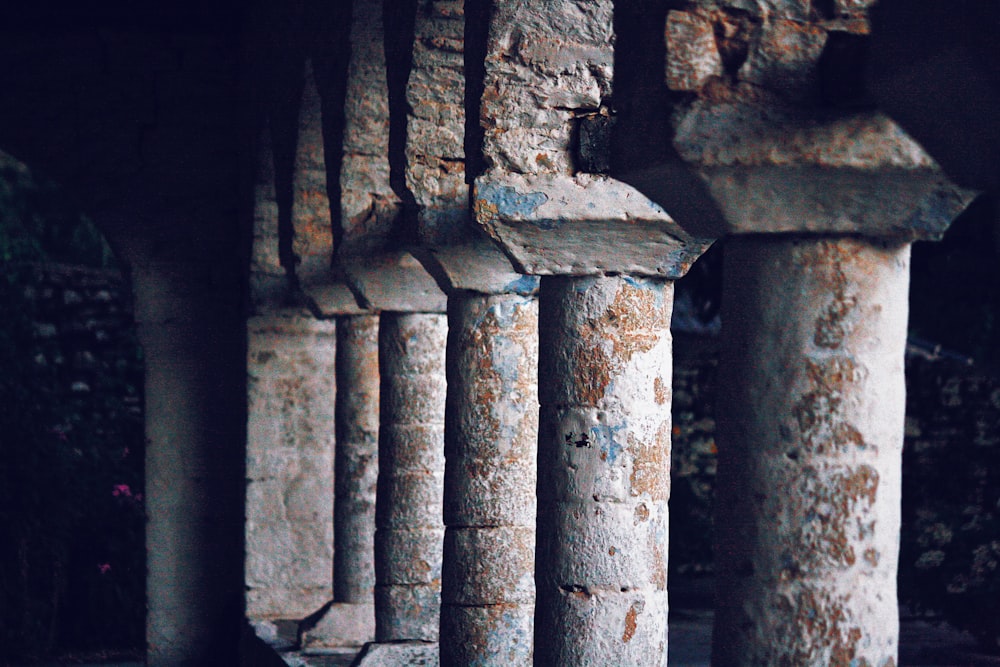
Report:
504,274,540,295
478,182,549,222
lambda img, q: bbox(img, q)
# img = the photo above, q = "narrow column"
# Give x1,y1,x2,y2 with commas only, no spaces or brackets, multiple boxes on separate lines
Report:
713,236,909,667
535,274,673,666
335,314,380,603
440,293,538,665
375,313,447,642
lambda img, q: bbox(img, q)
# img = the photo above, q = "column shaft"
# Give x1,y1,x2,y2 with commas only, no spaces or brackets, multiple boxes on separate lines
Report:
713,236,909,667
375,313,447,642
535,275,673,666
440,293,539,665
336,314,380,603
136,266,246,666
246,316,337,618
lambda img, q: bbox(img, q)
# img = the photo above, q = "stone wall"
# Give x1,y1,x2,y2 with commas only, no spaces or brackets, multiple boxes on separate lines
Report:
25,262,143,429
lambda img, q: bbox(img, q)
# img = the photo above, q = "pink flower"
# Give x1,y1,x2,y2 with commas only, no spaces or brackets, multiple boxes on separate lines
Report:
112,483,132,498
97,563,111,575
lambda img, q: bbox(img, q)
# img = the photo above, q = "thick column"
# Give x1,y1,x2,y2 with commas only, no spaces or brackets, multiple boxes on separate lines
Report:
440,293,538,665
135,263,246,666
335,314,380,603
713,236,909,667
375,313,447,642
535,275,673,667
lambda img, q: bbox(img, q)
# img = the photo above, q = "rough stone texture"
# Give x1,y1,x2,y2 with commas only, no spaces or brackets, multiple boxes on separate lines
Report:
375,314,447,642
479,0,613,176
251,125,286,308
474,173,711,277
665,11,723,92
292,63,335,289
406,0,468,247
616,2,973,241
340,0,399,256
354,640,440,666
246,315,337,619
535,275,673,666
340,251,447,313
335,315,380,604
440,293,538,666
300,602,375,649
713,236,908,667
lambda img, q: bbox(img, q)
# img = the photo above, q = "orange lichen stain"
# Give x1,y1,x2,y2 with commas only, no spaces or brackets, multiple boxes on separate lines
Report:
863,548,880,567
777,587,867,666
622,605,639,643
629,426,671,501
654,376,670,405
634,503,650,523
790,464,879,569
534,153,555,169
609,546,617,556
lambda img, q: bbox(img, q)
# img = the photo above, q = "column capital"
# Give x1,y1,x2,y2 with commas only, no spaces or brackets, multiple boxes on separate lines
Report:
473,172,713,278
614,4,976,241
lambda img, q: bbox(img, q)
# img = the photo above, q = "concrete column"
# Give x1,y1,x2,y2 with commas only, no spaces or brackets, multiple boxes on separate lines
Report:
335,314,380,603
375,312,447,642
440,293,538,666
535,274,673,667
713,236,909,667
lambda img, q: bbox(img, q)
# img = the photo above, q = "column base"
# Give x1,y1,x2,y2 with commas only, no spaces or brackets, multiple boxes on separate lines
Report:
298,602,375,649
354,640,439,666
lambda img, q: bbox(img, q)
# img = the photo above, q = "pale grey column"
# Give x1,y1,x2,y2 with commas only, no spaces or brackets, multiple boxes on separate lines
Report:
535,274,672,667
336,314,380,603
440,293,538,666
713,236,909,667
375,312,447,642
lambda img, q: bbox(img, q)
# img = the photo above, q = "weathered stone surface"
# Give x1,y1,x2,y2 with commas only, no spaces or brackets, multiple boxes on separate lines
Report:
299,602,375,649
406,0,467,247
439,604,533,666
713,236,908,667
340,251,447,313
246,315,336,619
354,640,439,667
422,239,539,295
665,11,723,92
340,0,398,255
536,587,669,667
479,0,613,176
440,293,538,665
535,275,672,666
375,314,447,642
336,316,380,604
474,173,711,277
292,62,335,287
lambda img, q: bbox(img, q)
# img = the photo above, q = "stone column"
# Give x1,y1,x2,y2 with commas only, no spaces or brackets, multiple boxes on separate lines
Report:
246,316,337,620
375,312,448,642
335,314,380,604
440,292,538,666
712,236,909,667
134,263,246,667
535,274,673,667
